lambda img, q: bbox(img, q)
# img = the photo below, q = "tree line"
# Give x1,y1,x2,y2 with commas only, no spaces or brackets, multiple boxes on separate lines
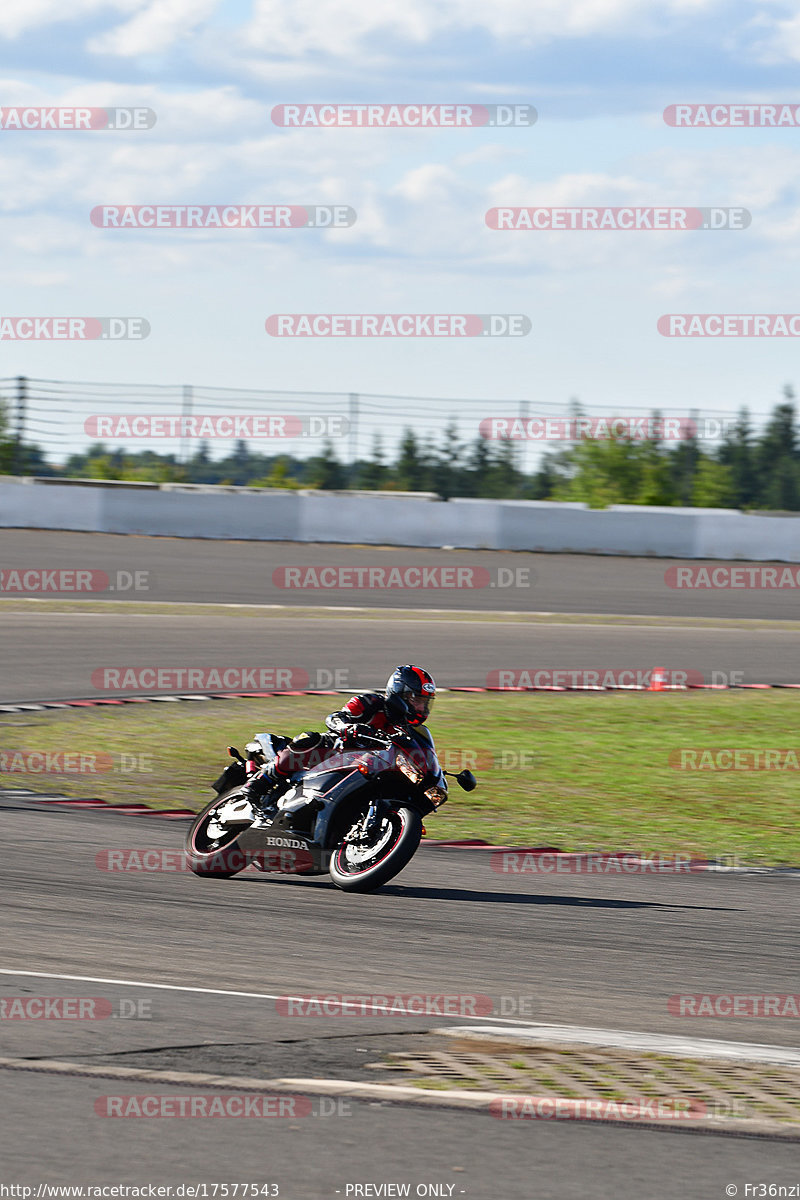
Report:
3,389,799,510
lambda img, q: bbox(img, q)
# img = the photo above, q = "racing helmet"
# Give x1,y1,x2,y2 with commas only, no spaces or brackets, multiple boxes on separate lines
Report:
385,665,436,726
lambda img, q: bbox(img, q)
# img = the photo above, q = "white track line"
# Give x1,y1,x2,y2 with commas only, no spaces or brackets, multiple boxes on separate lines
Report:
0,968,535,1025
2,970,799,1063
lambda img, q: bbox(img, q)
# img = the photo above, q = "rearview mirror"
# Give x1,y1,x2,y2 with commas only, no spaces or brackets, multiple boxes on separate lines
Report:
456,770,477,792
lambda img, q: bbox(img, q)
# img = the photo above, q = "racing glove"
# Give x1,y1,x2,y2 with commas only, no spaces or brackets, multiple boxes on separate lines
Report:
342,723,376,743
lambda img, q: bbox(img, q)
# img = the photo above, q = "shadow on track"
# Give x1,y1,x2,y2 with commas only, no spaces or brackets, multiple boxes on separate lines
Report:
232,876,734,910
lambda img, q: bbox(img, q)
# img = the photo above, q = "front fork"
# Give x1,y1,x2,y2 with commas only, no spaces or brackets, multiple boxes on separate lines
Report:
348,798,389,845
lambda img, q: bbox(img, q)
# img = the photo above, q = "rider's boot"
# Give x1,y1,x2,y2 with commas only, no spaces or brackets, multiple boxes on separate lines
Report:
243,761,291,818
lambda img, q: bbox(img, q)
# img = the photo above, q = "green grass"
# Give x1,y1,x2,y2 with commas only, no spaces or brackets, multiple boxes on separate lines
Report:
1,691,798,863
1,597,798,631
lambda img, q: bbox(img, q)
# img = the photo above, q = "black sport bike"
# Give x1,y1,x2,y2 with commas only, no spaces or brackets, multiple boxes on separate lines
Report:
186,725,476,892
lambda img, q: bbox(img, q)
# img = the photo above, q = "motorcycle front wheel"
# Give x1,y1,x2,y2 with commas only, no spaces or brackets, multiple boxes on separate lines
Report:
186,789,253,878
329,804,422,892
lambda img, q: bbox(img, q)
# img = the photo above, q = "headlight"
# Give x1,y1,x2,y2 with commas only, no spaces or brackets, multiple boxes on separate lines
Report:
424,785,448,809
395,751,424,784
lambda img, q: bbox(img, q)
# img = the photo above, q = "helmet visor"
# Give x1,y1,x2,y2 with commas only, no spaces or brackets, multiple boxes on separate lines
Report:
408,693,433,723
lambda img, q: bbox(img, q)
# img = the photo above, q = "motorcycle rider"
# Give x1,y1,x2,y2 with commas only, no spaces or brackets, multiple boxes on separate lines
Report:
244,665,437,815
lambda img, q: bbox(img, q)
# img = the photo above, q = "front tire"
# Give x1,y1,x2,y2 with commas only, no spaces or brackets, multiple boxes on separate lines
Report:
186,789,252,878
329,805,422,892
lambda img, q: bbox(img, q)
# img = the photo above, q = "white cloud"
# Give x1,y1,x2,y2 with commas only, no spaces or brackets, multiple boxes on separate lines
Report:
3,9,800,432
0,0,139,39
749,8,800,63
242,0,725,57
243,0,433,58
0,267,71,286
88,0,222,56
393,164,462,204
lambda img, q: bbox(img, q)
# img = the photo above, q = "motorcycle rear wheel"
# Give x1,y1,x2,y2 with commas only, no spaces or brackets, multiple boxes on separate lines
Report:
329,804,422,892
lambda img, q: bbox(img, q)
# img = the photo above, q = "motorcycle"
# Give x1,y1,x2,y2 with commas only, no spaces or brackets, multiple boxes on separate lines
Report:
186,725,477,892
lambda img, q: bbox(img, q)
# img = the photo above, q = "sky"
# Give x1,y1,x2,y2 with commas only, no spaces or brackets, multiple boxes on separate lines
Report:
2,0,800,462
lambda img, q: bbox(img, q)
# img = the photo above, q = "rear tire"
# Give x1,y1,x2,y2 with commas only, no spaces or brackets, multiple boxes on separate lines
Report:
186,789,252,878
329,805,422,892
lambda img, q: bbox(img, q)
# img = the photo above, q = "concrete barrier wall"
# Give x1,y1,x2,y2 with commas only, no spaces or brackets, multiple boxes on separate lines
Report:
102,486,303,541
0,477,105,532
0,478,796,561
693,510,800,562
492,500,701,557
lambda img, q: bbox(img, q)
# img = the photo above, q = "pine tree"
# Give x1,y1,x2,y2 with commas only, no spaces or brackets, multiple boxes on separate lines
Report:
717,408,756,509
0,399,13,473
358,434,387,490
306,439,344,490
692,458,735,507
435,420,463,498
670,432,700,507
754,391,799,509
396,429,427,491
466,434,493,496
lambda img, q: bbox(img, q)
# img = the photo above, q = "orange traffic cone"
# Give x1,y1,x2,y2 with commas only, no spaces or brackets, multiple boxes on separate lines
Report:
649,667,668,691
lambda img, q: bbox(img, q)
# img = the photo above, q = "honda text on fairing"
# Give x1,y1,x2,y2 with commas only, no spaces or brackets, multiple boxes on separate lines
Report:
186,725,476,893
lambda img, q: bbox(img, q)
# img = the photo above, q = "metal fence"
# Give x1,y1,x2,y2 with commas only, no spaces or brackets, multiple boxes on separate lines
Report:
1,374,756,473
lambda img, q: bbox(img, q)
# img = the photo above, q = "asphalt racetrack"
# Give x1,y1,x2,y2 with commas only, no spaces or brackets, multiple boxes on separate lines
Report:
2,528,800,617
2,608,800,700
2,529,799,1197
2,804,800,1197
1,531,800,699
